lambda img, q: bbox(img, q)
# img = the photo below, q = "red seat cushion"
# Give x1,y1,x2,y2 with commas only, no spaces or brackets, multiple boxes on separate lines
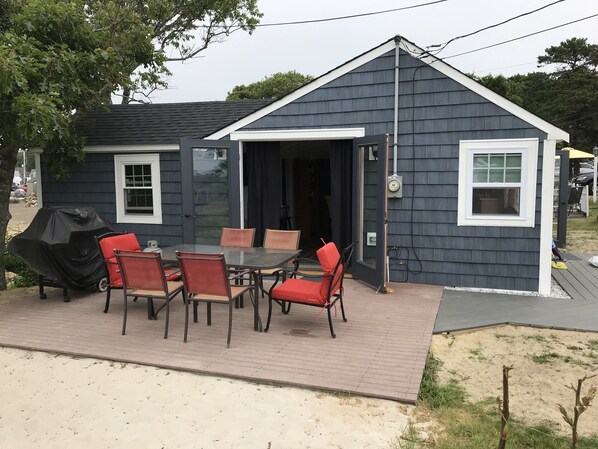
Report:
99,234,140,287
271,278,326,306
316,242,342,299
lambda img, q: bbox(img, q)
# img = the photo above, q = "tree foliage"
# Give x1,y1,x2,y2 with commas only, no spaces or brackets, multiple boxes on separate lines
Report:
473,38,598,150
114,0,261,103
0,0,156,289
0,0,262,290
538,37,598,73
226,71,314,100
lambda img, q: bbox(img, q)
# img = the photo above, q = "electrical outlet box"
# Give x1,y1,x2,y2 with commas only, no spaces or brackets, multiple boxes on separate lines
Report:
366,232,377,246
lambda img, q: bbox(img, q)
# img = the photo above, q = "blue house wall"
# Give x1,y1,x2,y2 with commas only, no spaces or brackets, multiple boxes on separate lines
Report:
236,49,547,291
41,152,184,247
40,47,550,291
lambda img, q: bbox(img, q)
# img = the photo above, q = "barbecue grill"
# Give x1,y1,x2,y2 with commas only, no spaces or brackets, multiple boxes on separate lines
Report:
9,206,114,301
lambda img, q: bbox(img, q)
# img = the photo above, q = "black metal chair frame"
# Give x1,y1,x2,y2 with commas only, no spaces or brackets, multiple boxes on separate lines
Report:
265,242,355,338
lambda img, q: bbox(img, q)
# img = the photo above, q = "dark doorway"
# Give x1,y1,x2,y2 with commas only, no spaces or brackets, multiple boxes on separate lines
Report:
243,140,352,256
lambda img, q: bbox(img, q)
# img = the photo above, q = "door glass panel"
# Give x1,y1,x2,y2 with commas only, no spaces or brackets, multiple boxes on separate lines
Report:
192,147,228,244
357,144,377,269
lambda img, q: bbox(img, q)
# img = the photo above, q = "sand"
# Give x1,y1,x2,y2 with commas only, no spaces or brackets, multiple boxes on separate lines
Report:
0,347,412,449
431,325,598,435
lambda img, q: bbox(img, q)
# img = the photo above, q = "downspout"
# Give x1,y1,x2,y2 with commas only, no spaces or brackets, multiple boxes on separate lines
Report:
393,36,400,175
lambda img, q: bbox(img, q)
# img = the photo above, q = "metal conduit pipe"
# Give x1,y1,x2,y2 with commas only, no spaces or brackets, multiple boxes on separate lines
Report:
392,36,401,175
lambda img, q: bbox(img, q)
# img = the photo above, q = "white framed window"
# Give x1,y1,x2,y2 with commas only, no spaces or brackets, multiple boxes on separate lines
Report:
114,154,162,224
458,138,538,227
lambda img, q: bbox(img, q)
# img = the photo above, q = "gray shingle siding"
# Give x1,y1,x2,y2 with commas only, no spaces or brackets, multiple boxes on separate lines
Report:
41,152,184,247
238,49,547,291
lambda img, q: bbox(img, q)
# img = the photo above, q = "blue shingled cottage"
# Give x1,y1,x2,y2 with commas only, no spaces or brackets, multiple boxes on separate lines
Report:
35,36,568,294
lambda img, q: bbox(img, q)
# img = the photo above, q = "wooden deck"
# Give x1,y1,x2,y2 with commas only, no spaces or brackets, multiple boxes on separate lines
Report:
552,253,598,301
0,280,442,403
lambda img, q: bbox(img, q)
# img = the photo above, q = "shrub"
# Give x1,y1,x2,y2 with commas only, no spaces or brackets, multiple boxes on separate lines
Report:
1,235,38,288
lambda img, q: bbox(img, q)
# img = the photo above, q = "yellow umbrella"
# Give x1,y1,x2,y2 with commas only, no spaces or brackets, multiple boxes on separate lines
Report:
560,147,594,159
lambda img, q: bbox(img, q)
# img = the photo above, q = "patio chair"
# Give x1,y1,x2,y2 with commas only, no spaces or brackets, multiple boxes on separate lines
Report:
258,229,301,310
220,227,256,247
220,227,255,308
176,251,254,348
115,249,183,339
96,232,180,315
567,185,584,216
265,241,355,338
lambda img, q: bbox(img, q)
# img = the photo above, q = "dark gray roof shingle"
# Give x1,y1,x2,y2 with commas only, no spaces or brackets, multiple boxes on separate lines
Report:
76,100,272,146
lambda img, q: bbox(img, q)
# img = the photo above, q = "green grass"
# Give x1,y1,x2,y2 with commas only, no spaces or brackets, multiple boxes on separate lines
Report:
565,201,598,233
402,354,598,449
525,334,548,343
418,354,466,409
530,352,560,364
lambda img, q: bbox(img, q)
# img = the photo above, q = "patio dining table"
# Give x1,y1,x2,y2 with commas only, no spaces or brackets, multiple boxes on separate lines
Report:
160,244,301,332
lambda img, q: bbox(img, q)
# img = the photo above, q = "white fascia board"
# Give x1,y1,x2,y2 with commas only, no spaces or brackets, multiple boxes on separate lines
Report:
206,40,397,140
230,128,365,142
538,139,557,295
399,38,569,142
84,144,179,153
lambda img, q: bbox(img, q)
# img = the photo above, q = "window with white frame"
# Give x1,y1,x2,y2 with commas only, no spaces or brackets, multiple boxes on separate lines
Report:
457,139,538,227
114,154,162,224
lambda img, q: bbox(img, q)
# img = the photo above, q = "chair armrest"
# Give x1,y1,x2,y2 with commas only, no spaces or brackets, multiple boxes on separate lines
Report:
294,270,332,279
229,269,253,282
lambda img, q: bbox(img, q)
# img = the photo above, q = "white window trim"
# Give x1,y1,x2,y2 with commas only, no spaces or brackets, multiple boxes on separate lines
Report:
114,153,162,225
458,138,538,227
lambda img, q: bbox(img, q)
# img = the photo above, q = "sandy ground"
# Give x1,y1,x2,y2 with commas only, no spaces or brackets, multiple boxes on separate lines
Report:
431,325,598,435
7,200,37,236
0,347,412,449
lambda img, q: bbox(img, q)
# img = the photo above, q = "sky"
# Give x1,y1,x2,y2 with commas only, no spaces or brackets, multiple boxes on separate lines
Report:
149,0,598,103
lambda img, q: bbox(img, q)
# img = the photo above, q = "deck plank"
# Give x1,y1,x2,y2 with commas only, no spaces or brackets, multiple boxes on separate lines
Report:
0,280,442,404
552,253,598,301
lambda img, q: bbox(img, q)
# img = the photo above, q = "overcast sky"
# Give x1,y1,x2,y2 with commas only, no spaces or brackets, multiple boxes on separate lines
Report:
149,0,598,103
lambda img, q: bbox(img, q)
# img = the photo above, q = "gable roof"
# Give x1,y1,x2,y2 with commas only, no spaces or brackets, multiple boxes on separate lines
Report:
77,100,272,146
207,36,568,142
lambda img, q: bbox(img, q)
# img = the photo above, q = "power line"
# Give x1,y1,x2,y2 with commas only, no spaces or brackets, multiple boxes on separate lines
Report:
255,0,448,27
442,12,598,60
426,0,566,56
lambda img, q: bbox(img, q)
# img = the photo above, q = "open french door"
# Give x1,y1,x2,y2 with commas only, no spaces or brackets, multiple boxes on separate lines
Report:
180,138,240,244
351,135,389,292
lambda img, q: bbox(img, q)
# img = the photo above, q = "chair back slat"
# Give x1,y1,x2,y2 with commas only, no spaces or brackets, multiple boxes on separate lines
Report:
115,249,166,292
263,229,301,250
177,252,230,297
220,228,255,248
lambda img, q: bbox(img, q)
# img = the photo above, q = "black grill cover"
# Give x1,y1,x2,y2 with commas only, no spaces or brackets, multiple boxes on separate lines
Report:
9,206,114,290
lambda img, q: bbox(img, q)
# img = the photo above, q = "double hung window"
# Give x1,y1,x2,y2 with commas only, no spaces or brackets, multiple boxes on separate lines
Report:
114,154,162,224
458,139,538,227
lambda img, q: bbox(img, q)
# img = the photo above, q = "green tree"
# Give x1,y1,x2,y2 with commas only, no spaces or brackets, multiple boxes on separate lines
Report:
538,37,598,73
226,71,314,100
470,73,523,106
0,0,156,289
115,0,261,104
473,38,598,150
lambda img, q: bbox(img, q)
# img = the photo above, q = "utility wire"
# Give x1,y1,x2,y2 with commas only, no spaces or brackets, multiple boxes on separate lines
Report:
426,0,566,56
254,0,448,27
441,12,598,60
